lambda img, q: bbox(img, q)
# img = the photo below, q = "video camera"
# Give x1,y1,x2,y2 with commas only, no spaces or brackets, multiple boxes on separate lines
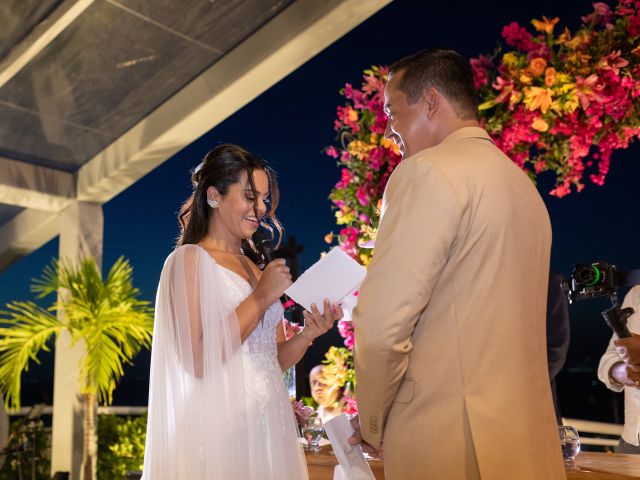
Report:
563,261,640,338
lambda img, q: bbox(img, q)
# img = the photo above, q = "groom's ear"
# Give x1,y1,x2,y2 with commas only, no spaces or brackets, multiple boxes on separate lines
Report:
422,88,439,118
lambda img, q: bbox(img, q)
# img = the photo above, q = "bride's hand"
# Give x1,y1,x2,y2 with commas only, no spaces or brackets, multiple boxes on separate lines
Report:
300,300,344,341
254,259,292,308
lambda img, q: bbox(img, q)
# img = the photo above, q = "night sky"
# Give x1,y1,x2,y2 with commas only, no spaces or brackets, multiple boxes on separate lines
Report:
1,0,639,420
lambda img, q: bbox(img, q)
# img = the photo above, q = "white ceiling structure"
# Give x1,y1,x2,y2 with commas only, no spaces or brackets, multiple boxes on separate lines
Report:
0,0,392,271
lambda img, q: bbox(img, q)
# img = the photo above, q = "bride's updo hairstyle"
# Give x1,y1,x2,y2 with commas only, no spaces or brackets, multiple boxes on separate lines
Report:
177,144,282,260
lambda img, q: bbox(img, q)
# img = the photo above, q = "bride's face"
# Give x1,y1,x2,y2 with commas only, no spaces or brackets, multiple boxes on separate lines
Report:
210,169,270,241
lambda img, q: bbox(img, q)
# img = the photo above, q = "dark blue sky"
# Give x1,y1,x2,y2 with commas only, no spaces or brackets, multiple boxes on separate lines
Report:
1,0,639,412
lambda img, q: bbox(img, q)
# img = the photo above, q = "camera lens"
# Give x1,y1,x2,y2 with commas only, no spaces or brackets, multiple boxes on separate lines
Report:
575,265,601,286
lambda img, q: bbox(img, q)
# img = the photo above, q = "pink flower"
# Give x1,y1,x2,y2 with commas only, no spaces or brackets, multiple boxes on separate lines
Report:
597,50,629,75
582,2,614,26
355,185,370,206
325,145,339,158
342,395,358,415
491,76,515,104
344,83,354,99
338,320,355,350
284,319,303,340
575,74,610,109
549,182,572,198
291,398,315,425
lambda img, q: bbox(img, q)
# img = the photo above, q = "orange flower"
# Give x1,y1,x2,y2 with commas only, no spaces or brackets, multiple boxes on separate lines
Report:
524,87,553,113
557,27,572,45
347,108,358,122
529,57,547,77
532,117,549,132
544,67,557,87
519,73,533,85
380,137,400,155
531,16,560,34
632,45,640,56
324,232,334,244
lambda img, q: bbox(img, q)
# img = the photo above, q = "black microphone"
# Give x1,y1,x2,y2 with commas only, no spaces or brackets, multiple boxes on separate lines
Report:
252,230,296,312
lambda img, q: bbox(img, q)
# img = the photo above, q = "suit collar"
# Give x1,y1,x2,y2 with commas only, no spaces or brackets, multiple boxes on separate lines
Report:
441,126,492,145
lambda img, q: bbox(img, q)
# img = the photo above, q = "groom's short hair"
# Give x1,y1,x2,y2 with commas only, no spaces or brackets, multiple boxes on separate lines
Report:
389,48,479,121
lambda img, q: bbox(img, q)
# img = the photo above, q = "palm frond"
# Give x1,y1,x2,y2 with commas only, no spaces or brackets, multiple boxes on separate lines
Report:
0,302,63,409
2,256,154,408
30,259,61,298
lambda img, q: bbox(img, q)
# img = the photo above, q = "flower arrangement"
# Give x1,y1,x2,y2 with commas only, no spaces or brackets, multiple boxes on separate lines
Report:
471,0,640,196
323,70,400,413
322,0,640,412
320,346,357,415
324,66,402,267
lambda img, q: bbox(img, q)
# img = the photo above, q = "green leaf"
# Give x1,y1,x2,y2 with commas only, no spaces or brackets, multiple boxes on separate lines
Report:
0,256,154,409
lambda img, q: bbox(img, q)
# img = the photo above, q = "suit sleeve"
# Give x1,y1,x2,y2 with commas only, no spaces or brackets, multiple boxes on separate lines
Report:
353,159,462,448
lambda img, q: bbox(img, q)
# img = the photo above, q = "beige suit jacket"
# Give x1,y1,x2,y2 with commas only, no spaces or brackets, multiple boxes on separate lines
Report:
353,127,565,479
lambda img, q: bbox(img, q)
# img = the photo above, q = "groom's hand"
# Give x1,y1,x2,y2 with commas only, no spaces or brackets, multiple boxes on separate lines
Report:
347,414,383,459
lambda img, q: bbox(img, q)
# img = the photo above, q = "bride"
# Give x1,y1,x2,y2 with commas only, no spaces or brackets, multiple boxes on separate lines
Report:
142,144,342,479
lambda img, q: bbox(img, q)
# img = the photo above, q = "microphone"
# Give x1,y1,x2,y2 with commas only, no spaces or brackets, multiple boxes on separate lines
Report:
252,230,296,312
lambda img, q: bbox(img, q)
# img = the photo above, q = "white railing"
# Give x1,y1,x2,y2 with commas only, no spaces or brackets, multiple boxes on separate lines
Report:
4,408,624,447
7,405,147,416
562,417,623,447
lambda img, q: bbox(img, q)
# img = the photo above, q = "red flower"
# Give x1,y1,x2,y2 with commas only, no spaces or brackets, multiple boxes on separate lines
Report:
471,55,494,89
501,21,538,52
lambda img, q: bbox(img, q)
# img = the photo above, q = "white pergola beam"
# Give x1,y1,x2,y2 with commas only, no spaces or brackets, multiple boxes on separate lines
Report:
0,209,59,270
0,157,75,211
0,0,392,271
77,0,392,203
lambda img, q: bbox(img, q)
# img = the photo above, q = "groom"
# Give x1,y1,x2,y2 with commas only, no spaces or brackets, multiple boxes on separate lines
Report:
349,49,565,479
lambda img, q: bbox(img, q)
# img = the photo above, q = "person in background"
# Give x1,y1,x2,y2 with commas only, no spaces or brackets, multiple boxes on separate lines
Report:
547,272,571,423
598,285,640,454
309,365,344,422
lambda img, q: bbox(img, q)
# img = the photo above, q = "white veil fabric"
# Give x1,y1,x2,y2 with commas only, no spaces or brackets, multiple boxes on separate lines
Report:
142,245,249,479
142,244,308,479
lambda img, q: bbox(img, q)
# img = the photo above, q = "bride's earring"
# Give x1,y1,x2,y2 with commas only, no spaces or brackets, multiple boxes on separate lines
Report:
207,199,218,208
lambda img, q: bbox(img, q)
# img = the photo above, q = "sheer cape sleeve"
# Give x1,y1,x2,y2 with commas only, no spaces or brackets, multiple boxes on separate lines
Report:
142,244,251,479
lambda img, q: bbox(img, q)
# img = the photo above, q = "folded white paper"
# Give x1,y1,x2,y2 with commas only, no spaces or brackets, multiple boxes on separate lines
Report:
285,248,366,315
324,414,375,480
334,465,348,480
339,288,360,322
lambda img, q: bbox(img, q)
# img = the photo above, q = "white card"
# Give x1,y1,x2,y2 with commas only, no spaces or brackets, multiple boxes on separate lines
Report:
285,248,366,315
324,414,375,480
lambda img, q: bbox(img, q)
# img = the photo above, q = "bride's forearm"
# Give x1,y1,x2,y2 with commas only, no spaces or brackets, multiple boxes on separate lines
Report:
277,331,313,371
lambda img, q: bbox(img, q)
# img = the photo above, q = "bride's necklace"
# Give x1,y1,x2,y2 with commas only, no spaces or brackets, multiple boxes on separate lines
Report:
206,246,245,257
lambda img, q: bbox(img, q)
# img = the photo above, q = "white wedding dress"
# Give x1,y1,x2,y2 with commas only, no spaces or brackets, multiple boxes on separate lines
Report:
142,244,308,479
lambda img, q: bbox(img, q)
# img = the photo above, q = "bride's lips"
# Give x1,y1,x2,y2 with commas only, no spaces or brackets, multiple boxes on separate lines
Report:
244,216,259,228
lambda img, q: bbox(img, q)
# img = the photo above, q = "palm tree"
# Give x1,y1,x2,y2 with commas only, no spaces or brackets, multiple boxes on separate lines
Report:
0,256,154,480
